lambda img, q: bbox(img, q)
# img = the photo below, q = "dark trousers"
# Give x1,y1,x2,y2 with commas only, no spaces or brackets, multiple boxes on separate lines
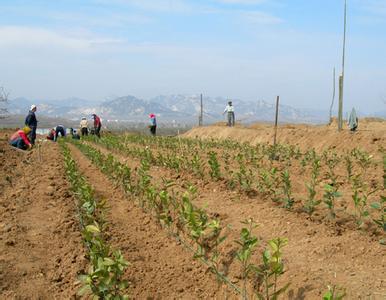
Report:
94,125,101,138
54,127,66,141
29,126,37,145
81,127,88,136
150,125,156,136
227,112,235,127
10,137,28,150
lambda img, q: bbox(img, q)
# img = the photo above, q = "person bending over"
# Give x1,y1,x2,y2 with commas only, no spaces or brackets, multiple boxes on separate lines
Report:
54,125,66,142
9,126,32,150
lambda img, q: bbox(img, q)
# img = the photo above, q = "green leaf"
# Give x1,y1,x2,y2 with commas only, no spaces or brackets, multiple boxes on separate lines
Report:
77,285,92,296
371,202,381,210
119,280,129,289
103,258,116,266
323,291,332,300
86,225,100,233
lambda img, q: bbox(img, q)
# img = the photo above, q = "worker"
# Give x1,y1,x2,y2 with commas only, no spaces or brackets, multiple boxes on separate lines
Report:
348,108,358,132
149,113,157,136
9,126,32,150
47,128,56,140
54,125,66,141
92,114,101,138
70,128,80,140
25,104,38,145
223,101,235,127
80,117,88,136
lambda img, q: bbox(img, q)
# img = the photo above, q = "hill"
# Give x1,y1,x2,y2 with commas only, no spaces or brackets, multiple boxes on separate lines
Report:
7,94,334,124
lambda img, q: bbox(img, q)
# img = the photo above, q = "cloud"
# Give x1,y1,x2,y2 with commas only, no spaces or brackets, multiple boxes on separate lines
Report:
0,26,124,51
241,11,283,24
93,0,195,13
46,11,153,27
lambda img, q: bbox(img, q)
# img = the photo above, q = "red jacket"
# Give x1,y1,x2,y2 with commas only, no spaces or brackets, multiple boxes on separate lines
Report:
94,115,101,127
10,130,31,146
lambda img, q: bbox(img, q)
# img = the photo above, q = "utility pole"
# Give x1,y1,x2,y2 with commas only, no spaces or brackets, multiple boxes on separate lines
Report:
338,0,347,131
198,93,203,126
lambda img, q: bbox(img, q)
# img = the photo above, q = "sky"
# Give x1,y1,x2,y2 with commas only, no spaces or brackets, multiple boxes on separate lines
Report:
0,0,385,113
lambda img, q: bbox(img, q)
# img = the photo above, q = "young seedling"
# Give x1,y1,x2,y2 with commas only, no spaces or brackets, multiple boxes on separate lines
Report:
323,184,342,219
323,285,346,300
79,250,129,299
344,153,353,183
235,160,255,194
190,154,205,178
370,195,386,240
208,151,222,181
280,169,294,209
205,220,228,284
350,175,379,228
304,156,321,215
251,237,290,300
235,218,259,300
258,168,280,202
137,159,152,207
352,148,373,178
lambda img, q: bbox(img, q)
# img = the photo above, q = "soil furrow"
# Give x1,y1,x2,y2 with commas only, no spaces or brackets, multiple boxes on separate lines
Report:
84,140,386,299
67,143,231,299
0,139,86,299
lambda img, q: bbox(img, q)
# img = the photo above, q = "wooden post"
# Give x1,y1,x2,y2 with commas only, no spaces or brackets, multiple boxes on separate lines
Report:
273,96,280,146
338,75,343,131
198,93,203,126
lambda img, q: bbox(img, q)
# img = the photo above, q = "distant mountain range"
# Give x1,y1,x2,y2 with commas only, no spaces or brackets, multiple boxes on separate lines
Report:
6,95,385,126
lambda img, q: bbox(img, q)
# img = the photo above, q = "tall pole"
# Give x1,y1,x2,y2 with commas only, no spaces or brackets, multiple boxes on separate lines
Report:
338,0,347,131
273,96,280,146
200,93,203,126
198,93,203,126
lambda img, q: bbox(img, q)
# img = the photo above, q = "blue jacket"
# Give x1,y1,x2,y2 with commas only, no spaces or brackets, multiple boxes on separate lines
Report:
150,117,156,126
25,111,37,128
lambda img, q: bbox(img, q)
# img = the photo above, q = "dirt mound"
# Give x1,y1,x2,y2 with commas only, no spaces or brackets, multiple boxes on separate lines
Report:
184,119,386,157
0,136,86,298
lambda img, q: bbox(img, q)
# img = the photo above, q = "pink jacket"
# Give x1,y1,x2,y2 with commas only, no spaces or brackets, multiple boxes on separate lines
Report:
10,130,31,146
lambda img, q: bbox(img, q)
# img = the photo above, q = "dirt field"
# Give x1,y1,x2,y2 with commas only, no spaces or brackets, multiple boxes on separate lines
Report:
185,118,386,159
0,130,86,299
0,120,385,299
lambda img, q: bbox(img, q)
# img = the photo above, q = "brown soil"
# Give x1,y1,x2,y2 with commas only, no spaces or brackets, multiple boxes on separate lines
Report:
1,118,385,299
0,133,87,299
87,137,386,299
67,143,231,299
184,119,386,158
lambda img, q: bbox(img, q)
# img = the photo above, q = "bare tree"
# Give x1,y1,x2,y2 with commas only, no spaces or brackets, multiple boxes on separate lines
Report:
0,86,9,119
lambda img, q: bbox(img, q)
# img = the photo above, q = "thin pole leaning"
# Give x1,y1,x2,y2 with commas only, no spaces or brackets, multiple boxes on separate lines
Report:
329,67,336,124
338,0,347,131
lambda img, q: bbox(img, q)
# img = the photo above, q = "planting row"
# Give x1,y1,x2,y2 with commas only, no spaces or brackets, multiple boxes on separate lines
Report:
69,139,296,299
60,142,129,299
86,135,386,238
70,138,350,299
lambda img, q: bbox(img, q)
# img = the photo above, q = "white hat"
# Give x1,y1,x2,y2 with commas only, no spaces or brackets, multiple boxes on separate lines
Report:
30,104,37,110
